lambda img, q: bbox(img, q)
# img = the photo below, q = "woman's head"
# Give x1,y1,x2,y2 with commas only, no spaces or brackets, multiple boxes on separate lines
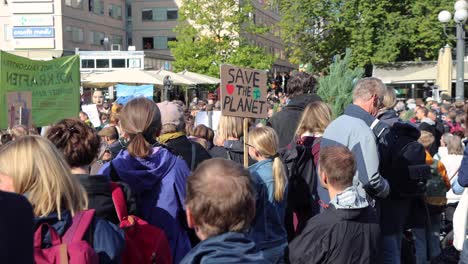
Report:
447,135,464,155
248,126,287,202
193,125,214,143
295,101,333,137
0,136,88,218
380,87,397,111
46,119,101,168
216,116,243,146
120,97,162,158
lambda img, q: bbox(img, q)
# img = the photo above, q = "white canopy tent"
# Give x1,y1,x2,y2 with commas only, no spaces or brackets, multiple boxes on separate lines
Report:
147,69,198,86
178,70,220,85
82,69,164,88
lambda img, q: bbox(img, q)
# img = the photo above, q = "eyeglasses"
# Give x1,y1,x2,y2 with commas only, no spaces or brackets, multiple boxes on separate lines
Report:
246,143,255,148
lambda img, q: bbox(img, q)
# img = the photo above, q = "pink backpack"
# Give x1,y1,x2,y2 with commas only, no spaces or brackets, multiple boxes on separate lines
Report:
111,183,172,264
34,210,99,264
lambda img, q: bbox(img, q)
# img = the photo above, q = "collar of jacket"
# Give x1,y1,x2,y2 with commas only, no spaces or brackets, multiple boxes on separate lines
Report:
330,186,369,209
157,131,186,144
344,104,388,137
248,159,272,170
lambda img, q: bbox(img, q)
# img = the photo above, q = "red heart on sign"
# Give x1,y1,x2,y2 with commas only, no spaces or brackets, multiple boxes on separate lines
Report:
226,84,235,95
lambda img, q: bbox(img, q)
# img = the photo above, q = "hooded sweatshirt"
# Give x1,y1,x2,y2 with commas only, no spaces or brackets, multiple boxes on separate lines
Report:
288,187,380,264
180,232,268,264
99,146,191,263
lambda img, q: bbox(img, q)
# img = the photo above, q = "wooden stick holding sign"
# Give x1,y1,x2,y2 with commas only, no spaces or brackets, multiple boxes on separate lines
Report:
220,64,268,168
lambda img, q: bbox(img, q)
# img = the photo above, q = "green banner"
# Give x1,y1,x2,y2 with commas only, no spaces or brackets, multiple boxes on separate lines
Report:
0,51,80,129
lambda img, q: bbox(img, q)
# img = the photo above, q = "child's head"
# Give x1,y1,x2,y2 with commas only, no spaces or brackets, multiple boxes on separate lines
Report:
248,126,287,202
447,135,463,155
418,131,435,150
440,133,452,147
318,146,356,193
185,158,255,241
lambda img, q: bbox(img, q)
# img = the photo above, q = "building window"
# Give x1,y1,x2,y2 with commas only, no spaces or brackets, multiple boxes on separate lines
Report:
128,58,141,68
81,59,95,68
111,59,125,68
127,37,133,46
89,0,104,15
142,8,178,21
111,35,123,45
65,0,82,8
167,36,177,43
154,36,167,49
142,9,152,21
109,4,122,19
71,27,84,42
166,8,178,20
96,59,109,68
143,37,153,49
89,31,105,45
127,4,131,17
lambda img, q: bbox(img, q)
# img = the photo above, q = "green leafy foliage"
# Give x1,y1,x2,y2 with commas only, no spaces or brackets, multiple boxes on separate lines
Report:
317,50,364,116
170,0,275,77
279,0,454,72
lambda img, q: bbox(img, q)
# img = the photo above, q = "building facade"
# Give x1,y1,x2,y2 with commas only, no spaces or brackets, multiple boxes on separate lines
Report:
0,0,126,59
1,0,294,72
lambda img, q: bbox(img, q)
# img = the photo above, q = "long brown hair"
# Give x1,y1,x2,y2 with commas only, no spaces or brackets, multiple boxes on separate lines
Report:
295,101,333,137
120,98,162,158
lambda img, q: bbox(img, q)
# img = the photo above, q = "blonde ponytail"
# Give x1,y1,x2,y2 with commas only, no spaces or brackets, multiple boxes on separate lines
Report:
249,127,287,202
272,156,287,202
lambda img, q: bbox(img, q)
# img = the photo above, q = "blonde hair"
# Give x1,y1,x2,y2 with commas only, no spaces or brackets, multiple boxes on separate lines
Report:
0,136,88,219
447,135,464,155
248,127,287,202
380,87,397,110
215,116,243,146
418,131,435,149
295,101,333,137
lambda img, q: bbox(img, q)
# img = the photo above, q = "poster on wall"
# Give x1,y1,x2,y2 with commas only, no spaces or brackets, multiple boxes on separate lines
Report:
7,91,33,128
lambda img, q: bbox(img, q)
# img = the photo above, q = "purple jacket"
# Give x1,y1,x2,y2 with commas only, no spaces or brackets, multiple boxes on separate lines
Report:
99,146,191,263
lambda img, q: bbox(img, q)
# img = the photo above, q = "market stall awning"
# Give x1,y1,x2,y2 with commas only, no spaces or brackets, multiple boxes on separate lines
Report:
178,70,220,85
82,69,164,88
146,69,198,86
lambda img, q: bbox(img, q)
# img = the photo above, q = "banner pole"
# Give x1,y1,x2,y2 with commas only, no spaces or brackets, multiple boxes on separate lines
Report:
243,118,249,168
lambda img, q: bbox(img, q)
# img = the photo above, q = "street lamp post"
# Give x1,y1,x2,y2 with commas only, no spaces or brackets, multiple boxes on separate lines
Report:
439,0,468,102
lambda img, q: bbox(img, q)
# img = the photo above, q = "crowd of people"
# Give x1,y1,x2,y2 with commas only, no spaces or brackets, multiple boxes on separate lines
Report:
2,72,468,264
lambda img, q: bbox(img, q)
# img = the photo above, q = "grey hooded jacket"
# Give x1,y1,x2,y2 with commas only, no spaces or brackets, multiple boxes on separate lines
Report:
321,104,390,200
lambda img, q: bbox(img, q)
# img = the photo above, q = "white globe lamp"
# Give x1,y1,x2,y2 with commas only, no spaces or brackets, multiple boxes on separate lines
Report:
438,10,452,23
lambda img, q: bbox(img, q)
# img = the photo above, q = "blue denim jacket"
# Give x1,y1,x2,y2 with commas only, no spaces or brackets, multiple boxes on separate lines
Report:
248,159,288,250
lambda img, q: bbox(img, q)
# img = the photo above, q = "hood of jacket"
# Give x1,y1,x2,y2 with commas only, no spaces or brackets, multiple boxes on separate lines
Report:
286,93,321,110
224,140,245,154
180,232,267,264
330,186,369,209
378,109,400,126
34,210,73,245
421,117,436,126
109,146,184,193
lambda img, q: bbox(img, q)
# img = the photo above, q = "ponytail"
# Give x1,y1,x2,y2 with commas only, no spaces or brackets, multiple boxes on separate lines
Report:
127,133,152,158
272,156,287,202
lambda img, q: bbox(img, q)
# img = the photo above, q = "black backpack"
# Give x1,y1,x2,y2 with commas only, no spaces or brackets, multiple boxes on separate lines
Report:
279,138,320,216
371,121,431,198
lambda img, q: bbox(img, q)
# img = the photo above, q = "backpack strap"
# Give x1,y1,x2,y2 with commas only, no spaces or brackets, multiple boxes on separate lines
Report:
190,142,197,171
110,182,128,222
62,209,95,244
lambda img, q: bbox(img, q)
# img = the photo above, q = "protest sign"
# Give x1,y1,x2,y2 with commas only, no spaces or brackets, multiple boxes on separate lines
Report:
195,110,221,131
115,84,153,105
7,91,32,128
0,51,80,129
81,104,101,128
220,65,268,119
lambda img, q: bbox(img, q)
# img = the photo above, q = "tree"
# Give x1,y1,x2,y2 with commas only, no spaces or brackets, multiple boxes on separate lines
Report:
279,0,454,73
317,50,364,117
170,0,275,77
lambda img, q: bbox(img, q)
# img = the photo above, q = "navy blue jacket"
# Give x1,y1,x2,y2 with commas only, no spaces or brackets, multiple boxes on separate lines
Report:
180,232,268,264
457,146,468,187
34,210,125,264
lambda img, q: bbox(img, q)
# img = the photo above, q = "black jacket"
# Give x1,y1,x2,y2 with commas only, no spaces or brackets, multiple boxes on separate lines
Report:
77,174,136,225
288,205,380,264
166,136,211,171
209,140,255,166
268,94,321,148
0,191,33,264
